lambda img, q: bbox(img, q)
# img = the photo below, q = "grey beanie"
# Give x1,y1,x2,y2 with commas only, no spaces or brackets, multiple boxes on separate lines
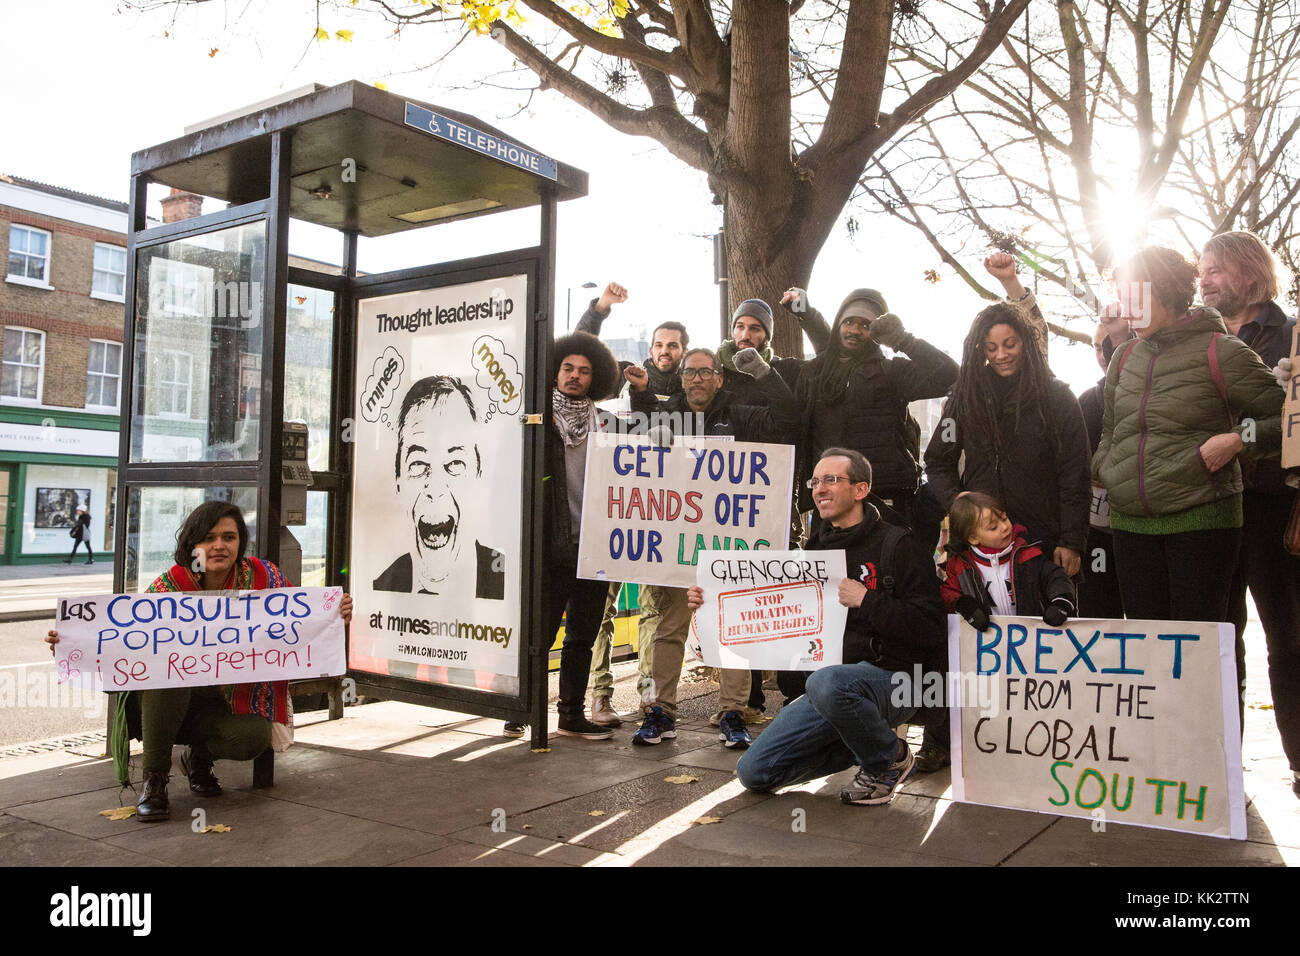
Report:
732,298,774,340
839,288,888,320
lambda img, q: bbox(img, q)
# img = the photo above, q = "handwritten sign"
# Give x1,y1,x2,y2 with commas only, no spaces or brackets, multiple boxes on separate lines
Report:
946,615,1245,839
1283,326,1300,469
690,549,846,670
53,588,347,692
578,434,794,588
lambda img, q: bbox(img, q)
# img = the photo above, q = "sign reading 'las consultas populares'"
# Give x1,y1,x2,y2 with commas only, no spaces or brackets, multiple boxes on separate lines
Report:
350,276,528,696
946,615,1246,839
577,433,795,589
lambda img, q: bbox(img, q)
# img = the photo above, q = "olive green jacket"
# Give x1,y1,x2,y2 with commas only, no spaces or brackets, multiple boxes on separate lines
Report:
1093,308,1285,521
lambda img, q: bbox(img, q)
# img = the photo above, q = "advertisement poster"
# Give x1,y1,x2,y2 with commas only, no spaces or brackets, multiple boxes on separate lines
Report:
947,615,1246,839
53,587,346,691
690,549,846,670
577,433,794,589
349,276,527,694
35,487,90,529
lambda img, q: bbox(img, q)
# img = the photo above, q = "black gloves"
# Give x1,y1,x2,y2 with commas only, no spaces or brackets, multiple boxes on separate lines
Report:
1043,598,1071,627
955,595,991,632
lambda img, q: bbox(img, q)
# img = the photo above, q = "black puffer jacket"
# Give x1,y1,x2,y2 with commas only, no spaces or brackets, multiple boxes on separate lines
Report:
924,370,1092,554
794,294,958,505
1235,301,1297,495
806,505,945,674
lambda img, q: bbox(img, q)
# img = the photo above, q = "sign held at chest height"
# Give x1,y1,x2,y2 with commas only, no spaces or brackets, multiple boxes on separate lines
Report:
577,434,795,589
54,588,347,692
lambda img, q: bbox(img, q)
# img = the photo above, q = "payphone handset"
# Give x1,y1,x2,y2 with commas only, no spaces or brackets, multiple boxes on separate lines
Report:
281,422,312,526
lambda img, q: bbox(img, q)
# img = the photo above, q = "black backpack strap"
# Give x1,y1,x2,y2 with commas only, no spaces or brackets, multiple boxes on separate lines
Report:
875,520,907,594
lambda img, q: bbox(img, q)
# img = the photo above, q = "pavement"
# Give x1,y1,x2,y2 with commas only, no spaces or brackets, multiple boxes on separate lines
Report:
1,645,1297,868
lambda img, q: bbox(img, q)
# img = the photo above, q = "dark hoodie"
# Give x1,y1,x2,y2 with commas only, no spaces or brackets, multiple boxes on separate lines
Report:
794,289,959,506
806,504,945,673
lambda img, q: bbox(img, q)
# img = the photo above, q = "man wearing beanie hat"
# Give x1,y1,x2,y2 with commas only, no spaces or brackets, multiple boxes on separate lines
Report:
791,287,958,534
718,296,831,404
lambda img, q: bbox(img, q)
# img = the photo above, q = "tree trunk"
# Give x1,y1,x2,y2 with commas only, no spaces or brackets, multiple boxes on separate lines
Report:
722,215,819,359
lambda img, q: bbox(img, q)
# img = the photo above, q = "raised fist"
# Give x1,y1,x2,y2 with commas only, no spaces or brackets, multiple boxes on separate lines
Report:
983,252,1017,281
733,347,772,380
624,364,649,391
781,287,808,313
1275,356,1293,388
868,312,907,349
597,281,629,312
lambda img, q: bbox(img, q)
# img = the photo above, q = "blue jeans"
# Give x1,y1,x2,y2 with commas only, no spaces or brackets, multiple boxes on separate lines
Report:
736,661,917,792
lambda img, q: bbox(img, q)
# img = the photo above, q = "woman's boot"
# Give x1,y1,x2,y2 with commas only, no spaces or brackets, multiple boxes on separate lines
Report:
136,771,170,822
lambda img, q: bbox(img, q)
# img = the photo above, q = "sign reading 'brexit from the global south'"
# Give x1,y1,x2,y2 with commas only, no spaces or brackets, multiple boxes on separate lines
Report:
405,102,558,181
947,615,1246,839
578,434,795,589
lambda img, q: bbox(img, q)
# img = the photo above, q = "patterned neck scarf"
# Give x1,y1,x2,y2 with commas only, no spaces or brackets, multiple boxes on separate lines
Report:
552,389,598,447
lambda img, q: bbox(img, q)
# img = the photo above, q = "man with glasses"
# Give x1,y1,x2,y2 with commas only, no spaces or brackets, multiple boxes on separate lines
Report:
702,447,944,804
790,288,957,532
624,346,800,749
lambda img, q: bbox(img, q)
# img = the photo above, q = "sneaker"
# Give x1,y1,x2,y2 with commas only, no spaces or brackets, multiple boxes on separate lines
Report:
590,695,622,727
632,706,676,746
840,740,915,806
502,722,525,738
555,715,615,740
914,739,950,774
718,710,752,749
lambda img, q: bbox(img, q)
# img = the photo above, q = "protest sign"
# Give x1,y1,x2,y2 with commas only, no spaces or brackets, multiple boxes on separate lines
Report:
578,433,795,588
945,615,1245,839
349,276,526,695
690,549,846,670
1282,325,1299,469
53,587,346,692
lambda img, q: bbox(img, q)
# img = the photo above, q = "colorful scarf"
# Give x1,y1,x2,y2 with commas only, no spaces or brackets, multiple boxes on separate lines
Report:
111,556,290,787
552,388,598,447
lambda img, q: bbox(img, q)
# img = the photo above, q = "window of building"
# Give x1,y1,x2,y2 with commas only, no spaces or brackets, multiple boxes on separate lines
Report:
1,327,45,402
6,225,52,288
91,243,127,300
158,349,192,417
86,339,123,409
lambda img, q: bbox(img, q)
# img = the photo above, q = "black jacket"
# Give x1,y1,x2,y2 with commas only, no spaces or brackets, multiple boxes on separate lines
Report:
794,304,958,503
576,300,682,400
1079,376,1105,456
806,505,946,673
630,371,800,445
940,533,1076,619
924,371,1092,554
1235,300,1297,495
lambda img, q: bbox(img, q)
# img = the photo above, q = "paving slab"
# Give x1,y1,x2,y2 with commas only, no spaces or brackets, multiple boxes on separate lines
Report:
1003,816,1298,867
723,784,1058,865
509,764,764,853
0,752,122,810
449,824,620,865
100,793,450,866
392,840,559,867
0,812,169,867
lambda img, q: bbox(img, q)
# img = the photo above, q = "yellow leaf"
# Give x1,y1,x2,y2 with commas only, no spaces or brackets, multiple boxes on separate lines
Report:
570,3,591,15
692,816,722,825
99,806,136,821
587,809,606,817
200,823,232,833
664,774,699,785
522,824,533,829
530,747,551,753
335,29,355,42
314,26,330,41
374,81,389,91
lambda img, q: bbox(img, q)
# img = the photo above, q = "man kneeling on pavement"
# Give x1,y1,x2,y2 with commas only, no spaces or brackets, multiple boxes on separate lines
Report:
687,447,946,805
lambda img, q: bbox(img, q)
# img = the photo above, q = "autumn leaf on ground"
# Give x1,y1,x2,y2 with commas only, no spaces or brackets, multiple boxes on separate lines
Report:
99,806,136,821
692,816,722,826
530,747,551,753
199,824,232,833
587,809,605,817
664,774,698,785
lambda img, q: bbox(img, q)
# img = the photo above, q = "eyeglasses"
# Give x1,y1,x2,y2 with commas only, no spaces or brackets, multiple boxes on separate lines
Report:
681,368,718,381
805,475,858,489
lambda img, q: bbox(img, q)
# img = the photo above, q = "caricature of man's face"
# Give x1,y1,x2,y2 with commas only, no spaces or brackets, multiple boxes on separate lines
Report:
397,393,480,590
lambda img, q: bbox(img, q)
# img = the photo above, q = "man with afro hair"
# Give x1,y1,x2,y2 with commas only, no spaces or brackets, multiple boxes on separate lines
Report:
503,331,623,740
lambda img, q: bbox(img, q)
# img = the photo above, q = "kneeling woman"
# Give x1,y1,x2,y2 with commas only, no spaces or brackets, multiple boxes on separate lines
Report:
47,501,352,821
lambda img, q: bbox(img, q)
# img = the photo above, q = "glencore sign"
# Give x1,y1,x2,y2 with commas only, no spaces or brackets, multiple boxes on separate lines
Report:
404,103,558,181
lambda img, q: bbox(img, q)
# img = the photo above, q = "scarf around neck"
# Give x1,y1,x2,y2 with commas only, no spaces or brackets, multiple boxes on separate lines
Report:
718,338,774,372
552,388,598,446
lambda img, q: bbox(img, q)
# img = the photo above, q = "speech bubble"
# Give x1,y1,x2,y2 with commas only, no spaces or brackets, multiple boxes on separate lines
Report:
471,335,523,423
360,346,405,424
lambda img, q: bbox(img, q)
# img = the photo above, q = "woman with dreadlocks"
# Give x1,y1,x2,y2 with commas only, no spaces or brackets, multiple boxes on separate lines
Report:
924,302,1092,578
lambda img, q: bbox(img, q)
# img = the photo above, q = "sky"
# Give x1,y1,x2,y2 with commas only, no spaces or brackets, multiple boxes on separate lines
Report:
0,0,1106,392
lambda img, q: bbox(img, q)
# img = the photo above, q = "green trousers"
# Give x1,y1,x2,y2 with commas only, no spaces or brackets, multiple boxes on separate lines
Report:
588,583,655,702
140,685,272,775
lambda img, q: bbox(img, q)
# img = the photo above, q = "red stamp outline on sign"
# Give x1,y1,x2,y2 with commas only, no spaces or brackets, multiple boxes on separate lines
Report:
717,581,823,646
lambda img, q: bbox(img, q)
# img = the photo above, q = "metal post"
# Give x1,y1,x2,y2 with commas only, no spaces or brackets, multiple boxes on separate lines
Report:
261,130,292,565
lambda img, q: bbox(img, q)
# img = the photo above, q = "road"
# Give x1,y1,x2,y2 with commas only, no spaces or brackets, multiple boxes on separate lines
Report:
0,617,107,748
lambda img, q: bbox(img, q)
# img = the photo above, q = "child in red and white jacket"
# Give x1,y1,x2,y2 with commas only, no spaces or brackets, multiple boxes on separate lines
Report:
941,492,1077,630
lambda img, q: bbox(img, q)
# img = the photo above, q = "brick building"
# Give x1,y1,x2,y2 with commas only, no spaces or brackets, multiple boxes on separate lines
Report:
0,175,132,564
